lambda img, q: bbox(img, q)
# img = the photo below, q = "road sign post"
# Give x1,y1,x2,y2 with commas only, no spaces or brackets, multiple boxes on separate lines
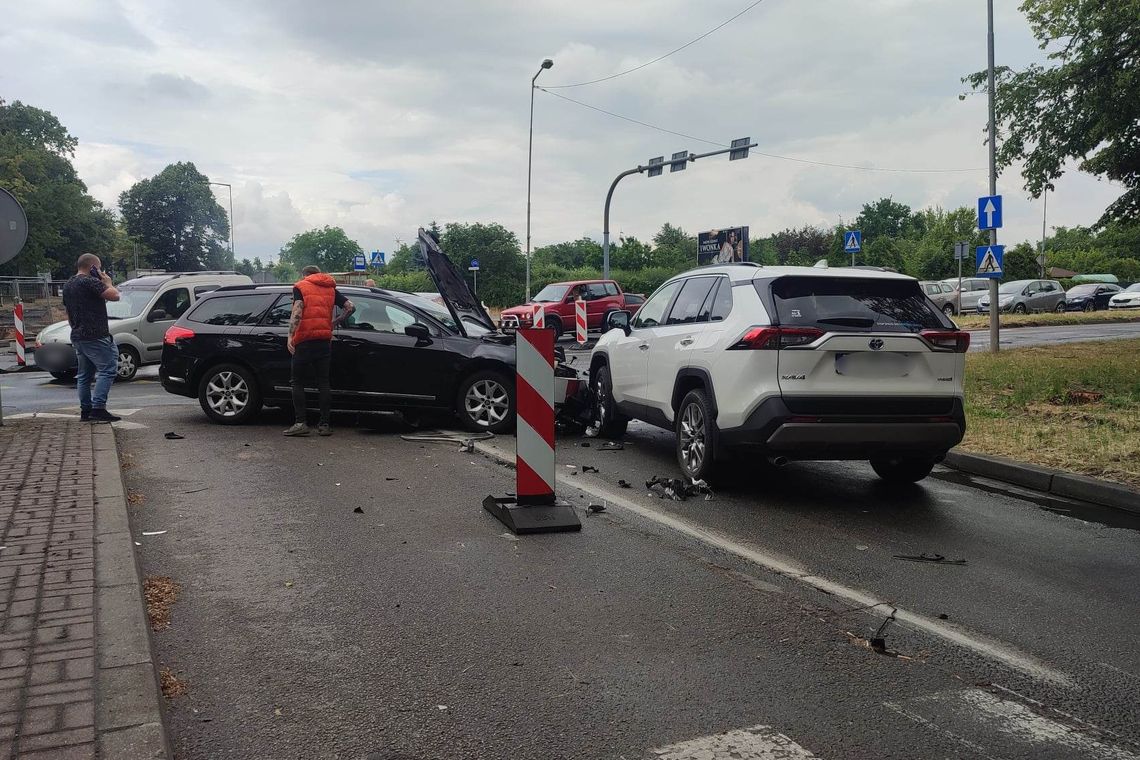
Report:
468,259,480,294
352,254,367,272
844,231,862,266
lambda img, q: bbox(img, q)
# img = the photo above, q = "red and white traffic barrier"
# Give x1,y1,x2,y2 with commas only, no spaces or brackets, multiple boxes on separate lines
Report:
14,302,25,366
532,303,545,329
575,298,587,345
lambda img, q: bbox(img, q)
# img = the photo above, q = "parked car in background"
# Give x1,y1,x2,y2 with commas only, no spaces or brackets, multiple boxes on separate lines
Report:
1108,283,1140,309
498,280,644,339
920,281,958,316
1063,283,1122,312
33,271,253,381
977,279,1066,314
940,277,991,313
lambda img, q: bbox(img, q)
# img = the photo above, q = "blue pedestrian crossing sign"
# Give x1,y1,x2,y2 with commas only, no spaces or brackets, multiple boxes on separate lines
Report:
370,250,385,267
977,195,1003,230
843,230,862,253
352,254,367,272
975,245,1004,278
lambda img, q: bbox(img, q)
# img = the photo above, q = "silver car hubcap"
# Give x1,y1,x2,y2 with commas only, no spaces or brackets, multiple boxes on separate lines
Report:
679,402,706,474
465,379,509,427
205,371,249,417
117,351,135,378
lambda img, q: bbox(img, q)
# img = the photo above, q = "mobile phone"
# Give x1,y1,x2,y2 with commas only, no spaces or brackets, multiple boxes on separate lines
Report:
90,266,100,278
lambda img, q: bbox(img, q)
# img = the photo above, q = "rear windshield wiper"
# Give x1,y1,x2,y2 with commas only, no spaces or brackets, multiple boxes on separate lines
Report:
815,317,875,328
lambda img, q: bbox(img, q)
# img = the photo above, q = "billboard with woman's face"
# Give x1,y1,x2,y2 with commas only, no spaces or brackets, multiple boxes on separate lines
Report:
698,226,749,265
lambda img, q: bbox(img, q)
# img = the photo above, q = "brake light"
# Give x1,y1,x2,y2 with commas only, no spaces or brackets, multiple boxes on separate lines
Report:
921,330,970,353
163,325,195,346
728,326,824,350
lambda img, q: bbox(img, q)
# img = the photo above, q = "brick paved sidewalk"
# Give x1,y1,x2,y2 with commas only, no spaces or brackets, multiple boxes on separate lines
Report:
0,420,98,759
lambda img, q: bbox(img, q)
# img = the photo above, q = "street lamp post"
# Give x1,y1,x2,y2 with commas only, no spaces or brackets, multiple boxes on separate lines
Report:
526,58,554,302
986,0,999,353
207,181,235,270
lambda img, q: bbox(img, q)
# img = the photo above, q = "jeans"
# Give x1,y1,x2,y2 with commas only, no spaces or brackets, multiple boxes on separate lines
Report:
73,337,117,411
291,340,331,425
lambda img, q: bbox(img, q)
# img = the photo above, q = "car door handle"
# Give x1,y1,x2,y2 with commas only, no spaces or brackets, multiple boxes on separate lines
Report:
679,338,694,346
639,344,649,351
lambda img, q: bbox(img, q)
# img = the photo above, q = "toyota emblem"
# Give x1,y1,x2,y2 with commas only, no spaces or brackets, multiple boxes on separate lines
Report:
869,339,884,351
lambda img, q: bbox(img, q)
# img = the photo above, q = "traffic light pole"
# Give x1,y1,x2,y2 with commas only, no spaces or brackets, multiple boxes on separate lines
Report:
602,141,756,280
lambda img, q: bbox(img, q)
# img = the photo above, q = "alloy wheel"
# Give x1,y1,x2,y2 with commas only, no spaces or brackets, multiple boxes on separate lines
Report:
205,371,249,418
116,350,136,379
464,378,510,428
679,402,706,474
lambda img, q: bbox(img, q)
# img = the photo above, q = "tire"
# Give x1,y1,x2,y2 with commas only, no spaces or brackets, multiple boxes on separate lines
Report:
1082,302,1094,312
50,370,77,381
675,389,720,483
197,363,262,424
546,316,563,342
941,303,956,317
456,370,515,434
1055,302,1066,313
870,457,935,484
115,345,139,382
1013,303,1027,314
590,365,628,439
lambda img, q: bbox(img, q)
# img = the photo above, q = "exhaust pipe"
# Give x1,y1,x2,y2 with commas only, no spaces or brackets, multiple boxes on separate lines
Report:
767,455,789,468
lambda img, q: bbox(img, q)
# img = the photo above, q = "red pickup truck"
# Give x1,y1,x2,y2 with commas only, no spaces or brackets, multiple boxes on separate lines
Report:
499,280,644,339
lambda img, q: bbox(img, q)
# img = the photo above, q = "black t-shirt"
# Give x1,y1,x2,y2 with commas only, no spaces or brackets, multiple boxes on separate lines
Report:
292,286,349,308
62,274,110,341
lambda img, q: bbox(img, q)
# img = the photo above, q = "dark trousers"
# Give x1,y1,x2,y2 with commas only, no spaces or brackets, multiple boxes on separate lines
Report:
291,340,331,425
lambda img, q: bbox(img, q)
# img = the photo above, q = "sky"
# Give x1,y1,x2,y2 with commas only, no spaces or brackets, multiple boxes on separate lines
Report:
2,0,1125,265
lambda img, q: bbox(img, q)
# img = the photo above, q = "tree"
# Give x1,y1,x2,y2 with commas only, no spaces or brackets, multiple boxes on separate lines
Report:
964,0,1140,225
383,241,423,275
648,223,696,269
854,198,921,244
532,238,602,269
0,99,115,276
119,162,230,271
438,222,523,306
235,258,255,277
278,226,362,273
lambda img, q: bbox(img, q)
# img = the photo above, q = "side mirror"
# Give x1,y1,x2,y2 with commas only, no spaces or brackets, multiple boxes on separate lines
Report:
147,309,168,323
606,310,632,336
405,323,432,343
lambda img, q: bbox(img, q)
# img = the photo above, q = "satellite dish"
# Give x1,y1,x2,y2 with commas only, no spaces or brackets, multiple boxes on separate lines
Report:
0,188,29,267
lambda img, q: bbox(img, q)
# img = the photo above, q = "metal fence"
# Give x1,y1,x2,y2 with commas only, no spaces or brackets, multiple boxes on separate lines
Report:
0,278,68,342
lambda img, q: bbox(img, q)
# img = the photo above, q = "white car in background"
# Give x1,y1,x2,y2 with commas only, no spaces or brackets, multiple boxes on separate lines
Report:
588,264,969,484
1108,283,1140,309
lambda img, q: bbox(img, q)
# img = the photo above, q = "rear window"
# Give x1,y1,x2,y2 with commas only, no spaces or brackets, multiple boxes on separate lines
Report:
187,294,275,326
764,277,952,333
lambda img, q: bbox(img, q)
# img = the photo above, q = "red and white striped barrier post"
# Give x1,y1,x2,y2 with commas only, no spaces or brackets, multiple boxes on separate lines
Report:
575,297,587,346
482,327,581,534
14,302,25,366
532,303,544,329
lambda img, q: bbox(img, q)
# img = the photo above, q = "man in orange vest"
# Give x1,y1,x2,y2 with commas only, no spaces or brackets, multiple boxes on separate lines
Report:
284,265,355,437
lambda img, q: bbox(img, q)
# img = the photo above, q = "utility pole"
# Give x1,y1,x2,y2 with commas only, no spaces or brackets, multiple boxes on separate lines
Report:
1040,189,1048,278
986,0,1000,353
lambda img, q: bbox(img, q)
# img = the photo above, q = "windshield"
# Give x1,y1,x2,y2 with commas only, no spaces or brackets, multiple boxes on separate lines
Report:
105,287,156,319
533,284,569,303
1066,284,1098,296
1126,284,1140,293
998,281,1031,295
402,293,492,336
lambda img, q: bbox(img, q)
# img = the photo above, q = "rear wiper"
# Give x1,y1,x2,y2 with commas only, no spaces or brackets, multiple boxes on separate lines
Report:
816,317,875,327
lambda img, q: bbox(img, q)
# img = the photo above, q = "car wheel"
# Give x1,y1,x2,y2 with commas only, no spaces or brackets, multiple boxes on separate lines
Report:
870,457,934,484
50,370,77,381
546,316,563,342
1082,302,1094,312
1013,303,1027,314
456,370,515,434
676,389,719,483
198,364,262,424
941,303,956,317
1055,301,1066,313
590,365,627,439
115,345,139,381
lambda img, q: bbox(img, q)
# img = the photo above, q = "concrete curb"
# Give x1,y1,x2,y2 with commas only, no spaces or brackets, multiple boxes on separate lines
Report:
92,424,173,759
942,450,1139,515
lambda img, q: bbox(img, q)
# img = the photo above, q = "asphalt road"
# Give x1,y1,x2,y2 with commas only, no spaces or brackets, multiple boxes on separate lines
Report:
112,404,1140,760
963,321,1140,351
0,364,195,419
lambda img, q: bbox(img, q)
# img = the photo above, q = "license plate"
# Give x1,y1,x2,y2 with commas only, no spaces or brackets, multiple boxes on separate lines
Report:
835,352,911,378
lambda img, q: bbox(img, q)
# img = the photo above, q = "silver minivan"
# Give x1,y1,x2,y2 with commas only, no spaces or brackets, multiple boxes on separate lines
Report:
940,277,992,314
977,279,1066,314
33,272,253,380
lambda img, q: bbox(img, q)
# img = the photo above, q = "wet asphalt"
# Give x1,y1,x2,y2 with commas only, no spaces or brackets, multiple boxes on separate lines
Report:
117,404,1140,760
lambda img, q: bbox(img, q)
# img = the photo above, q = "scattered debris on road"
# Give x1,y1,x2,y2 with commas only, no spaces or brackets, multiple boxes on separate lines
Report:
618,479,632,489
586,503,607,516
141,530,167,536
144,575,181,631
580,441,591,447
582,465,599,474
597,441,624,452
127,491,145,507
353,506,364,514
646,476,714,501
164,432,185,440
893,553,967,565
159,667,187,699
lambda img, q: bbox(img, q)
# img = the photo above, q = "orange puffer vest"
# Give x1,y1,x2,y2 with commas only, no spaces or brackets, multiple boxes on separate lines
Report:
293,274,338,344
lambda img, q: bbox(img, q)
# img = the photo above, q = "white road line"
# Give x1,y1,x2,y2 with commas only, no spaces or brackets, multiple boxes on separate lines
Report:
475,440,1074,687
651,724,818,759
882,701,1006,760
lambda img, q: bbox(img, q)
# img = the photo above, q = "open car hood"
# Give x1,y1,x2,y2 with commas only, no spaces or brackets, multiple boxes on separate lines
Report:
417,228,499,337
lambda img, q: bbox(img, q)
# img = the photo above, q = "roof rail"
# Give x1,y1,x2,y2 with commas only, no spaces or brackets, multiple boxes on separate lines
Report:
166,271,240,278
695,261,761,270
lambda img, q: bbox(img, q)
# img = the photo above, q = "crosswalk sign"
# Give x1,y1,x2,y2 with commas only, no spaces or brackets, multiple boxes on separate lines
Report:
975,245,1004,278
370,250,385,267
844,230,862,253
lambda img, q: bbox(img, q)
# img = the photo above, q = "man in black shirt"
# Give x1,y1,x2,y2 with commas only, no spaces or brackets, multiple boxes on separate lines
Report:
62,254,122,422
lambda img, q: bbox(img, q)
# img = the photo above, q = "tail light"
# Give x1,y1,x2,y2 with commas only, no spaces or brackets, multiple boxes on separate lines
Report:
728,326,824,350
921,329,970,353
163,325,195,346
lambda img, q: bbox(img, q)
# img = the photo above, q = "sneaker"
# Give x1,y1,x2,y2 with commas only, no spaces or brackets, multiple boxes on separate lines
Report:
80,409,91,422
89,409,121,423
317,423,332,437
283,423,310,437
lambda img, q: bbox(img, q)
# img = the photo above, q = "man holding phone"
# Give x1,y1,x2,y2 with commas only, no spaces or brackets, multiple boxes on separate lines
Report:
62,254,122,422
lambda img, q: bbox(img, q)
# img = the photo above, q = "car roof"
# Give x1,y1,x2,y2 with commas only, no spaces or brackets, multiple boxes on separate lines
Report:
123,272,252,288
664,263,915,286
209,283,409,299
542,279,614,287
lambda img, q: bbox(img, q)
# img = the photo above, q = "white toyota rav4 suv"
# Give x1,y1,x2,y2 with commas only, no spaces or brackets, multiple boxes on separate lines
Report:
588,263,969,484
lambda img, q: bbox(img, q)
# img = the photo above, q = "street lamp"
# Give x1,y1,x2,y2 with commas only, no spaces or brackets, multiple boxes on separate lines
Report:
207,181,235,270
525,57,554,301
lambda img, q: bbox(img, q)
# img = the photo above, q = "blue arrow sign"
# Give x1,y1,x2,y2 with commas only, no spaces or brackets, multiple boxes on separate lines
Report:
352,254,367,272
844,230,862,253
975,245,1004,279
977,195,1003,230
370,250,385,266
